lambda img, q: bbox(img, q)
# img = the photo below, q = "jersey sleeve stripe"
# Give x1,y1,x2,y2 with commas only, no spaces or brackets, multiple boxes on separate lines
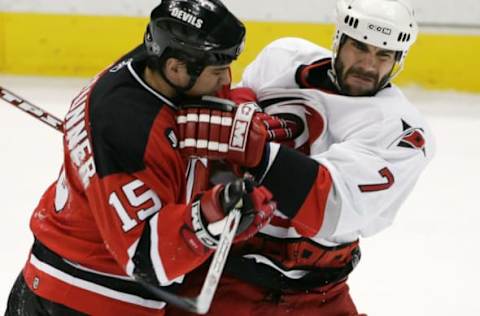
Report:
259,145,320,219
149,213,184,286
132,214,184,287
291,165,332,237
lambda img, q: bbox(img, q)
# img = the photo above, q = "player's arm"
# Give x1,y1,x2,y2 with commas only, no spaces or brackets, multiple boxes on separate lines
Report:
233,87,435,240
85,98,275,287
250,115,435,240
176,94,435,241
174,95,330,238
87,167,274,286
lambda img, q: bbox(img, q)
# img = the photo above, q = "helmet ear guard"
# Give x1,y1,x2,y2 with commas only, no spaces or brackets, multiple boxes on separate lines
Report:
331,0,418,90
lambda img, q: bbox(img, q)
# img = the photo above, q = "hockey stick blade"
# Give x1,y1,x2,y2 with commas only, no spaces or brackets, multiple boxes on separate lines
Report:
0,86,64,132
139,209,241,314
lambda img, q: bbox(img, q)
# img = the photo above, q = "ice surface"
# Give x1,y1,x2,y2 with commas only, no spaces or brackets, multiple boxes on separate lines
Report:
1,75,479,315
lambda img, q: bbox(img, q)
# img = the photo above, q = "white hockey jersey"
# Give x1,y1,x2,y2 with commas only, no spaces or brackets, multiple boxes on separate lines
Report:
240,37,436,245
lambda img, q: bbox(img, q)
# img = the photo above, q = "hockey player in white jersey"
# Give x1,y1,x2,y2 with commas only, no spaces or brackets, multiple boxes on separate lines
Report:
168,0,435,315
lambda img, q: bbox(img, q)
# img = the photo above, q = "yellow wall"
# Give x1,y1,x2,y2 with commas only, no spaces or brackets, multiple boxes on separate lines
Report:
1,12,479,92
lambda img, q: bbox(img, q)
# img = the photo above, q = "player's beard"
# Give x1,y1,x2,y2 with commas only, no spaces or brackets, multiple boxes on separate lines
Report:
336,60,388,97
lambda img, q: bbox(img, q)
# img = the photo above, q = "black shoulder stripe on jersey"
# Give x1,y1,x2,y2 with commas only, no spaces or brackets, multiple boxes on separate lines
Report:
89,66,166,177
261,146,319,219
31,239,176,300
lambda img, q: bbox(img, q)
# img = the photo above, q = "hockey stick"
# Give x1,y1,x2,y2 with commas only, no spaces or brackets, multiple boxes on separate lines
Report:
0,86,64,132
0,84,241,314
141,209,241,314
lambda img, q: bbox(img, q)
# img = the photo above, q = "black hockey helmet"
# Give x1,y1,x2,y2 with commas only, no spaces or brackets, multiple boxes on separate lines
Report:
144,0,246,90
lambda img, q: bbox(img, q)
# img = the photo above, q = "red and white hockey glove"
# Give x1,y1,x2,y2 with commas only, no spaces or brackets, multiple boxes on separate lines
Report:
228,87,300,145
220,87,300,146
177,96,299,167
255,112,300,148
177,96,268,168
181,178,276,255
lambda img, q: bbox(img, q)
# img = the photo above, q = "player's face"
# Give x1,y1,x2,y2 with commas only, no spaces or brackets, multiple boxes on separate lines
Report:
336,37,396,96
185,65,232,97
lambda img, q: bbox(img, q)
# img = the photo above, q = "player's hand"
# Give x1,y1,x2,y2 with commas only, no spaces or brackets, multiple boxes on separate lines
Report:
223,87,300,146
177,96,268,168
255,112,300,148
181,178,276,255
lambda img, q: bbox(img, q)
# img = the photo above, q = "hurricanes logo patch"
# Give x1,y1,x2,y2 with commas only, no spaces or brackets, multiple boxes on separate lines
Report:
393,119,426,156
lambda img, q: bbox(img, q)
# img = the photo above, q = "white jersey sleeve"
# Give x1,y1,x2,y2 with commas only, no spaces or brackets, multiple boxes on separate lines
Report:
239,37,331,91
256,87,435,244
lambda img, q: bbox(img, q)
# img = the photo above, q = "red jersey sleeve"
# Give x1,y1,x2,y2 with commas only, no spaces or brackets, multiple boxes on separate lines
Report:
77,89,211,287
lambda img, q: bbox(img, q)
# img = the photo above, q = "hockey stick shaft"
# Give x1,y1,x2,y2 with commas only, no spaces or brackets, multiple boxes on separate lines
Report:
0,84,241,314
0,86,64,132
140,209,241,314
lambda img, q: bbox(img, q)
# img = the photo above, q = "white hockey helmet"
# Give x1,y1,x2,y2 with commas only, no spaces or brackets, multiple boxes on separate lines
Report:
331,0,418,84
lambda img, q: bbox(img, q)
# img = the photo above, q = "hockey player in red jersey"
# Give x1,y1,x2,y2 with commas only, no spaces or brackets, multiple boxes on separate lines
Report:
168,0,435,315
4,1,280,315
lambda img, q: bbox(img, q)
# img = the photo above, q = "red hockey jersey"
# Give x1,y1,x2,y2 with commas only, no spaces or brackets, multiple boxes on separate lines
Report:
23,45,213,315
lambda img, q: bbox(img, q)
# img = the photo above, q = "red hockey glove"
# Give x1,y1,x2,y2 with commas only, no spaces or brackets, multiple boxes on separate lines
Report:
181,178,276,255
220,86,300,148
255,112,300,148
224,87,300,145
177,96,268,168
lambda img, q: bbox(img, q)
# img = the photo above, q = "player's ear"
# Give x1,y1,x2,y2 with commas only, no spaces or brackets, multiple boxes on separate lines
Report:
164,58,187,78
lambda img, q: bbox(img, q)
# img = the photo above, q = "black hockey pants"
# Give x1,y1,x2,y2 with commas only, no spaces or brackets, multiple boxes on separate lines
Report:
4,272,87,316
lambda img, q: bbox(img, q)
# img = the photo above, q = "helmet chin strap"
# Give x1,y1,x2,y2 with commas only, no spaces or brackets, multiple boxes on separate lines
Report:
159,58,231,98
159,66,202,96
329,35,347,94
328,68,342,94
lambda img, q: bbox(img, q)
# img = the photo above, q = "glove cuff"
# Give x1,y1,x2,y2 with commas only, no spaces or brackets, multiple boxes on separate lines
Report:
181,197,219,255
